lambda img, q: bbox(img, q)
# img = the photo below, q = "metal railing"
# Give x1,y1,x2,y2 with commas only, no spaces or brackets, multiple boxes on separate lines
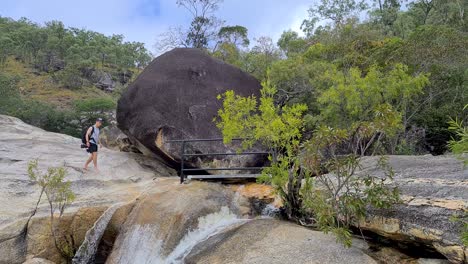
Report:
167,138,270,183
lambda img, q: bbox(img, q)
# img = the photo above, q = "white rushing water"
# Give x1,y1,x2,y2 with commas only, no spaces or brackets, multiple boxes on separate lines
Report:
165,206,246,263
114,206,247,264
72,202,124,264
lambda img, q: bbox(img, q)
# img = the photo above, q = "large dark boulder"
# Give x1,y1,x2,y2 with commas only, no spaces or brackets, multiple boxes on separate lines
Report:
117,48,264,169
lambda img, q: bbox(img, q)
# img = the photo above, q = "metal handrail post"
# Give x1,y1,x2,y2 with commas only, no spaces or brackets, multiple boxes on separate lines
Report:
180,141,186,183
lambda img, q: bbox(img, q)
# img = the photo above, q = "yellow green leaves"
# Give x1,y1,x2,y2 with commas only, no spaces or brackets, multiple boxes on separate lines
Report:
215,75,309,219
318,64,429,128
215,76,308,152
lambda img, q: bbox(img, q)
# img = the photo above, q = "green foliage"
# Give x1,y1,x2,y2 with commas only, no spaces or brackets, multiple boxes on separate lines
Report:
74,97,116,127
2,17,151,69
448,105,468,165
215,75,400,247
212,42,242,66
0,73,21,113
301,0,368,35
0,72,81,137
216,77,308,217
277,30,308,56
185,16,215,48
302,126,400,246
0,16,151,90
317,64,429,129
218,25,250,47
213,25,250,65
240,37,282,80
54,66,83,89
27,159,76,260
74,97,116,113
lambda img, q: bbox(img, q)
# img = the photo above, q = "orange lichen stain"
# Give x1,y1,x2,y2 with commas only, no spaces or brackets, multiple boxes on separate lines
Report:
231,183,283,208
231,183,275,199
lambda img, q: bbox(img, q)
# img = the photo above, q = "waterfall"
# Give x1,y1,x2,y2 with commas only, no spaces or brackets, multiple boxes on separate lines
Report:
113,206,248,264
72,203,124,264
165,206,247,264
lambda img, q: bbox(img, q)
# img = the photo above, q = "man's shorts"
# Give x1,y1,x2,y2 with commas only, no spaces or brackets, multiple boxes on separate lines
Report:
87,143,98,153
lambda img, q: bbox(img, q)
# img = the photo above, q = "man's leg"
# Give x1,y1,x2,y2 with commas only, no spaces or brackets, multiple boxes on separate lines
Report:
84,154,93,170
92,152,99,172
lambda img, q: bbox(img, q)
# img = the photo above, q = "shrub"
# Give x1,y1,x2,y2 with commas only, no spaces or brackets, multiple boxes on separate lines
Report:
448,105,468,165
28,159,76,260
0,73,22,114
302,126,400,246
215,76,400,246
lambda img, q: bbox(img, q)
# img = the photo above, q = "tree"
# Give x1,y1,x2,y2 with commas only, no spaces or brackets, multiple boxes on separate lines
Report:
212,42,242,66
155,26,188,52
370,0,402,34
241,37,281,80
302,0,368,35
317,64,429,153
0,36,14,66
0,73,21,113
277,30,308,56
212,25,249,66
185,16,221,48
217,25,250,48
410,0,436,25
157,0,224,51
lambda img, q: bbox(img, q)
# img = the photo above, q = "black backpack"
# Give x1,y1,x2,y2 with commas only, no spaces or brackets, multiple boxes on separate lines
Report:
81,126,95,144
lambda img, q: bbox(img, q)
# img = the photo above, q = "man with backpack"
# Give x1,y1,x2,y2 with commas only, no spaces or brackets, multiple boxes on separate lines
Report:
83,118,103,172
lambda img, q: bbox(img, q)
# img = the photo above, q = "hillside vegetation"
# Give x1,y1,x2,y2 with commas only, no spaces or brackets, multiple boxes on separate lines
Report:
0,17,152,136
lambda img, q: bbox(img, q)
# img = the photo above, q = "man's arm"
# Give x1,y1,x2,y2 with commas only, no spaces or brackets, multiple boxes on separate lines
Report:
86,127,93,146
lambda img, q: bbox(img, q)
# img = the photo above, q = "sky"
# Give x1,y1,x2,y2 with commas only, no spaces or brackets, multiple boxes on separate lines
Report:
0,0,314,53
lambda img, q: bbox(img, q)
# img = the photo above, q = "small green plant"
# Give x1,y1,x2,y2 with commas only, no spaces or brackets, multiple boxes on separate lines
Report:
28,159,76,261
302,126,400,247
448,105,468,247
448,105,468,165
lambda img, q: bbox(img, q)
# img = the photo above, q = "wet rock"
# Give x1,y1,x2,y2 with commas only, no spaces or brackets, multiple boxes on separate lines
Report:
117,48,265,169
186,219,377,264
106,179,242,262
356,155,468,263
